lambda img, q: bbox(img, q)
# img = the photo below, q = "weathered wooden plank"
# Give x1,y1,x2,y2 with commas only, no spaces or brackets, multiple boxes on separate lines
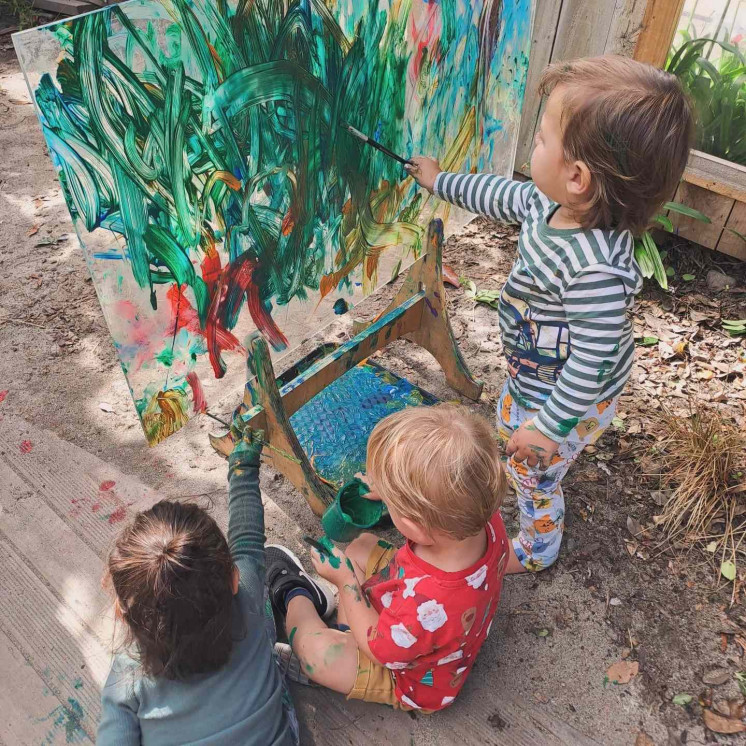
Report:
716,200,746,261
606,0,649,57
31,0,98,15
515,0,647,177
683,150,746,204
514,0,563,172
670,181,735,250
633,0,685,67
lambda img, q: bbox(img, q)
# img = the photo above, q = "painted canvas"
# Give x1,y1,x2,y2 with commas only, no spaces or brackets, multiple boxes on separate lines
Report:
13,0,531,445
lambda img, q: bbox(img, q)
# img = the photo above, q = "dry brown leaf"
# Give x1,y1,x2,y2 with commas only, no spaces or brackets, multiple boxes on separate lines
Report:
627,516,643,538
634,732,655,746
702,668,730,686
27,225,39,237
659,340,676,360
702,708,746,734
606,660,639,684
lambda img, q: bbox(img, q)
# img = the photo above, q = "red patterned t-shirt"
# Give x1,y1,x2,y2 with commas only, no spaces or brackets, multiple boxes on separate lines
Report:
362,512,509,711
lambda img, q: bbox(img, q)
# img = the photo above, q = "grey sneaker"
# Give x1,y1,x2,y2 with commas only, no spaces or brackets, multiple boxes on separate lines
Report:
274,642,312,685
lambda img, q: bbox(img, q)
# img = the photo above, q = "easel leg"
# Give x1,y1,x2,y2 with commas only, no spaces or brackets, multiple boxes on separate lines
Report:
356,219,483,400
245,332,336,516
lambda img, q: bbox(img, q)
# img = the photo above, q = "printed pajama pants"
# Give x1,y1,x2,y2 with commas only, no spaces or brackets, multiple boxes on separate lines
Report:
496,382,618,571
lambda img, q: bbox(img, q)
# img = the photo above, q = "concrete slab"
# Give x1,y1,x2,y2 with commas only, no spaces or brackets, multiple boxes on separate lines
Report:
0,412,600,745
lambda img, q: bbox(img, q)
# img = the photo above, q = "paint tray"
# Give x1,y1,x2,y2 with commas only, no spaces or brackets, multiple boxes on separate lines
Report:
286,348,439,487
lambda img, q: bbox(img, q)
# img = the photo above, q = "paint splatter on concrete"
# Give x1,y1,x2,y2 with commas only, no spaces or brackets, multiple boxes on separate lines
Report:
99,480,116,491
19,439,33,453
0,389,8,403
39,697,87,744
107,506,127,524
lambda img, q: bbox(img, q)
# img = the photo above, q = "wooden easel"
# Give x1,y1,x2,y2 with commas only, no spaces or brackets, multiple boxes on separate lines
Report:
210,218,483,516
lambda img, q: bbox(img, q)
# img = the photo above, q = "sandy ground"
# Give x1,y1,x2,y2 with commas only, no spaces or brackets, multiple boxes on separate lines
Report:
3,37,746,746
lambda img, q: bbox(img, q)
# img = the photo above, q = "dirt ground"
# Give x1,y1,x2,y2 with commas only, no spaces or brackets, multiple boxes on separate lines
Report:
2,33,746,745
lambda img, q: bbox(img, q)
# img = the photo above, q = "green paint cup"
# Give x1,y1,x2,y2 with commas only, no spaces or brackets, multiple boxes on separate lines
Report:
321,478,383,542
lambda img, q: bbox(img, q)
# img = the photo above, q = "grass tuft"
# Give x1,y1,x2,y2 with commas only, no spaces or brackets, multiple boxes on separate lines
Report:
652,406,746,598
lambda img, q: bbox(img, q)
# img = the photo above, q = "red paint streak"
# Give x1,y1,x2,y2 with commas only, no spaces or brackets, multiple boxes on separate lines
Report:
108,507,127,524
91,503,101,512
408,3,442,87
99,480,116,491
200,238,222,293
186,371,207,414
0,390,8,403
167,285,244,378
19,440,32,454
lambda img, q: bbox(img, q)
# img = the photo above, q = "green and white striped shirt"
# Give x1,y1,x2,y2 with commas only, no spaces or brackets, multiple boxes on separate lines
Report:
434,172,643,441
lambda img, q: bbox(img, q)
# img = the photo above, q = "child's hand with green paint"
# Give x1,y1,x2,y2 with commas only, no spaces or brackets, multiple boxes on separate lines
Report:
405,155,441,193
229,414,264,466
309,536,356,586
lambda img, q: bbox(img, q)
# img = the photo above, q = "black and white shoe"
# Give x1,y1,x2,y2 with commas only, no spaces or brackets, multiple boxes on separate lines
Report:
266,545,337,621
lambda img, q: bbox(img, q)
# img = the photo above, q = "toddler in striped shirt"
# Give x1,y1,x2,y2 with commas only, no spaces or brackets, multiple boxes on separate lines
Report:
407,56,693,572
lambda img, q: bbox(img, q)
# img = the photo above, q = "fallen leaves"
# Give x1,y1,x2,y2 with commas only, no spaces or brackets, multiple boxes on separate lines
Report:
27,224,39,237
99,402,115,413
702,668,730,686
605,660,639,685
721,560,737,582
702,707,746,734
672,693,693,706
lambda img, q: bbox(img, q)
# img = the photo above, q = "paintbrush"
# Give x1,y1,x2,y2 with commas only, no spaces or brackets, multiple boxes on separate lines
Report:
341,122,412,167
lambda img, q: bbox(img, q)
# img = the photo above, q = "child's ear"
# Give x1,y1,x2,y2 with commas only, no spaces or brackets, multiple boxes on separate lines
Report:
567,159,592,201
397,515,434,545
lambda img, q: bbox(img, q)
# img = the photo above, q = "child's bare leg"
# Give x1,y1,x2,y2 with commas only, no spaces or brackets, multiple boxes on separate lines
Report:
285,596,359,693
335,532,380,625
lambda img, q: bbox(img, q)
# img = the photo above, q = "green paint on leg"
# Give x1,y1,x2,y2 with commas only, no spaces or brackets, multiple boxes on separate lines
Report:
377,539,393,550
288,627,297,648
304,663,314,675
324,643,346,667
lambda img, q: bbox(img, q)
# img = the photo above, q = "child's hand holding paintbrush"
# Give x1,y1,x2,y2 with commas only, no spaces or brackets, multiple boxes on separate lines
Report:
404,155,442,192
341,122,442,192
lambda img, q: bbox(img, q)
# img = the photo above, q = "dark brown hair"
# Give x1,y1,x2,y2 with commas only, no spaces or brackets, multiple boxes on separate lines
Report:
107,500,235,679
539,55,694,235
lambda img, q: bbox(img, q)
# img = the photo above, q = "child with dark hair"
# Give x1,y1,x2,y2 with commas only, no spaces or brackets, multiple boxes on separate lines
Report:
96,426,335,745
407,55,694,573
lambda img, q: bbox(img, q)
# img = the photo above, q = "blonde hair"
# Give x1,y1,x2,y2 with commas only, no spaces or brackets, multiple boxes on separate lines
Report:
366,404,507,540
539,55,694,235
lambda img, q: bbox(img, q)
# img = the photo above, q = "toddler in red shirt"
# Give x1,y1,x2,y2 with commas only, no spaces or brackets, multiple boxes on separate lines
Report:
266,404,509,712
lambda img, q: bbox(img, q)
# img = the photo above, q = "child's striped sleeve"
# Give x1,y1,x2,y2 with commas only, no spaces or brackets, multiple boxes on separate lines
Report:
433,172,536,224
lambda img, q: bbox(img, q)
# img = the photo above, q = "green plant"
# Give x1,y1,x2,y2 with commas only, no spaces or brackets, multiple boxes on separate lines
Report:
0,0,34,29
634,202,711,289
666,33,746,166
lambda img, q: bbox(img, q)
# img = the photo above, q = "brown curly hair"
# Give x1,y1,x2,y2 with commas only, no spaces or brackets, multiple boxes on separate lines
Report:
539,55,694,235
107,500,235,679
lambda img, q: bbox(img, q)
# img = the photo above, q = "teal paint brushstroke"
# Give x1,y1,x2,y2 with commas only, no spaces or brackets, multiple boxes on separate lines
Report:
16,0,531,444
